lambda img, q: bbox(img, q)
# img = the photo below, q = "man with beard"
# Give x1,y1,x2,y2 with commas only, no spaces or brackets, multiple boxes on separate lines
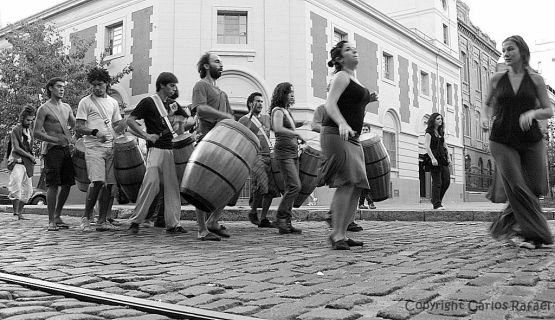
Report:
75,67,123,232
126,72,187,235
191,52,234,241
238,92,276,228
34,77,76,231
7,105,36,220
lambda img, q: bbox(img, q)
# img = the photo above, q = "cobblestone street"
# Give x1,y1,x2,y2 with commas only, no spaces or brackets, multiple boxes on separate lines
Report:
0,213,554,320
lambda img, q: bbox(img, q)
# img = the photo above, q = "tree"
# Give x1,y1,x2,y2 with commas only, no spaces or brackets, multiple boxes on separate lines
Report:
0,20,132,159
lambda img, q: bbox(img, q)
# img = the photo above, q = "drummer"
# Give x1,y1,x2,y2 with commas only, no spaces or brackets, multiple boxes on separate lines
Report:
144,87,195,228
74,67,124,232
126,72,187,235
191,52,234,241
238,92,278,228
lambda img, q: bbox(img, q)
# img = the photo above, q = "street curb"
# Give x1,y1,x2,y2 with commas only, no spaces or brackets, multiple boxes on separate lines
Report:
2,205,555,222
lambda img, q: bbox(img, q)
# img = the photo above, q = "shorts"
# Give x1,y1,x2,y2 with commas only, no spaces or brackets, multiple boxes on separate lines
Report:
85,145,116,184
44,146,75,187
8,164,33,202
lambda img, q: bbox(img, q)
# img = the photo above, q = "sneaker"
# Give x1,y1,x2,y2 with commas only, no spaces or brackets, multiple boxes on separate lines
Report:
359,204,369,209
166,226,188,234
128,223,139,234
347,222,363,232
80,218,92,232
96,221,119,231
142,220,153,228
369,203,376,209
508,236,536,249
258,218,275,228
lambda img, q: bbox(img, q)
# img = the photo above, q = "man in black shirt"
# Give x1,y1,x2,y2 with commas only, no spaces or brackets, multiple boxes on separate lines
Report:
125,72,187,234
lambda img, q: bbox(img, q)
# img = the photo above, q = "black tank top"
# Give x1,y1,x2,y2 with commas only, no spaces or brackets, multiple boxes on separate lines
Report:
489,70,542,147
323,79,370,134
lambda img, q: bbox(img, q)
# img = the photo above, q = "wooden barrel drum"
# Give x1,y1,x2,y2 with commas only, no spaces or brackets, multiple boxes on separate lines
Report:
172,133,195,183
293,141,322,207
72,138,90,192
180,119,260,212
113,135,146,203
360,134,391,202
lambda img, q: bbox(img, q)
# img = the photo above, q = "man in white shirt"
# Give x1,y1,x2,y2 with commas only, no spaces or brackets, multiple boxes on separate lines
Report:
75,67,123,231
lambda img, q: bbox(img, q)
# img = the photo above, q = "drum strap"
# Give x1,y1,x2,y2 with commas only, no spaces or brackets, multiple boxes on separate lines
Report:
151,94,178,138
89,95,118,140
247,112,272,149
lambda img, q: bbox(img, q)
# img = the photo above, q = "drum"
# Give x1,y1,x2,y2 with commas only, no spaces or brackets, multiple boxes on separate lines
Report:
172,133,195,183
293,141,322,207
180,119,260,212
270,152,285,195
113,135,146,203
360,133,391,202
72,138,90,192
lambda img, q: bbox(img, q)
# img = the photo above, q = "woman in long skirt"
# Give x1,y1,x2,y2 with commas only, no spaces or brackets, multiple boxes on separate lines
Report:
486,35,553,249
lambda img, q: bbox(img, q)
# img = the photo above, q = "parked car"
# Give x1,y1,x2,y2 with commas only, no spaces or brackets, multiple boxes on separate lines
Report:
0,183,47,205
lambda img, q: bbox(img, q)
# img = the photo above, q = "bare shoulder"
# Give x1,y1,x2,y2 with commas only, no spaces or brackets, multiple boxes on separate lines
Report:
528,70,546,86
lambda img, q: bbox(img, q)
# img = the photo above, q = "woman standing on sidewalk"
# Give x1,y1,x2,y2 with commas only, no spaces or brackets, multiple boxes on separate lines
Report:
270,82,303,235
424,113,450,210
486,35,553,249
318,40,377,250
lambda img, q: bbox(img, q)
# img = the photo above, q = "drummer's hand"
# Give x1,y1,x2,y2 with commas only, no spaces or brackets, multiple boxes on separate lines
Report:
339,123,355,141
369,91,378,102
97,131,108,143
146,133,160,144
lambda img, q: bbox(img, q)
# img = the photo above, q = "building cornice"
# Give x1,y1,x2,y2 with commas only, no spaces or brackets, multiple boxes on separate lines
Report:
0,0,94,36
332,0,462,67
457,19,501,59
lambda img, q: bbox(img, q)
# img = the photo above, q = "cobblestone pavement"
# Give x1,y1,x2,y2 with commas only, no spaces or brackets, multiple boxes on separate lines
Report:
0,280,171,319
0,213,554,320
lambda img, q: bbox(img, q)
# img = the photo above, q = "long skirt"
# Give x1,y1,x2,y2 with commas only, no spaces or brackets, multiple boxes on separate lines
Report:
488,140,553,245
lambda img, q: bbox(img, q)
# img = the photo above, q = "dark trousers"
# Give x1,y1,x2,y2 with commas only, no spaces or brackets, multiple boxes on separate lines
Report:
276,158,300,220
489,140,552,245
359,189,373,205
431,164,450,208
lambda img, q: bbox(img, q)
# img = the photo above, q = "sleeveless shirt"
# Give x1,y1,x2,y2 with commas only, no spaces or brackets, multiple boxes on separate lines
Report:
425,128,449,166
271,107,298,160
489,70,542,147
322,79,370,134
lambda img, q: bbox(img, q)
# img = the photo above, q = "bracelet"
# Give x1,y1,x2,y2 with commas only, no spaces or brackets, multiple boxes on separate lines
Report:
91,129,99,136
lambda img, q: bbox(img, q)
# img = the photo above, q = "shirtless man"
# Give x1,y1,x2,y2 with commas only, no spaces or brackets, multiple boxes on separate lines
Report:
34,77,76,231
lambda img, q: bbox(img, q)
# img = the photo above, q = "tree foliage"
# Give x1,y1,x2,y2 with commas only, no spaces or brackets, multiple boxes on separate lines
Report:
0,20,132,158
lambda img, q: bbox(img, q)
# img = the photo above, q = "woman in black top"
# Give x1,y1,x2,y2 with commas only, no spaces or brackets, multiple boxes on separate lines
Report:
319,41,377,250
424,113,450,210
486,35,553,249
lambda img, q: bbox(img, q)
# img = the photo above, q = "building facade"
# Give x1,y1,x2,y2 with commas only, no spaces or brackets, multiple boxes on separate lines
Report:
456,0,501,200
0,0,465,205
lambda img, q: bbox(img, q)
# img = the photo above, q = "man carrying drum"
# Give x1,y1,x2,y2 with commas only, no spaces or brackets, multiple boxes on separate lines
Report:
191,52,234,241
126,72,187,235
75,67,123,232
238,92,277,228
34,77,76,231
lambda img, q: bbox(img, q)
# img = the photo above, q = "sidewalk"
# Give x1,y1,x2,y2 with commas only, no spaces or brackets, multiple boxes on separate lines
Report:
2,201,555,222
0,213,554,320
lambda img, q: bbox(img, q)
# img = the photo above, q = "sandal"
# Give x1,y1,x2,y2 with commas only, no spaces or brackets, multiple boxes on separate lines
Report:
47,223,59,231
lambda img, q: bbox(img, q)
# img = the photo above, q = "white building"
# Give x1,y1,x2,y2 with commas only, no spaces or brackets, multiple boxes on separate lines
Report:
0,0,465,205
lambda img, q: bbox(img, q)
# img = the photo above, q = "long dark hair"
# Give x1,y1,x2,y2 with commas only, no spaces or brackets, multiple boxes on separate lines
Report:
327,40,348,73
426,113,445,136
269,82,293,115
